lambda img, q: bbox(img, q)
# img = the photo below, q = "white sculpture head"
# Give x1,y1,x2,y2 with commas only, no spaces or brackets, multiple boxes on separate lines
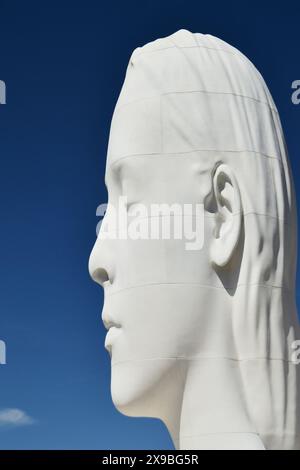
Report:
89,30,300,449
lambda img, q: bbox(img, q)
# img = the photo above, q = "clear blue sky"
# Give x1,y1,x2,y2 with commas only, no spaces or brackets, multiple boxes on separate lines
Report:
0,0,299,449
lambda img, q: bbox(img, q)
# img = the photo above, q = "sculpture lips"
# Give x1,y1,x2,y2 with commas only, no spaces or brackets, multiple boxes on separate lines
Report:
104,325,121,353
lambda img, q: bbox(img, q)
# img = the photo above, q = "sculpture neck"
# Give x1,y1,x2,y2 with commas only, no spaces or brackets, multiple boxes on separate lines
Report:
162,289,299,450
172,358,265,450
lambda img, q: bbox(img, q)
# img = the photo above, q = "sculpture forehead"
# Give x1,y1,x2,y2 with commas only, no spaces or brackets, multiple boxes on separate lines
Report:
106,95,280,169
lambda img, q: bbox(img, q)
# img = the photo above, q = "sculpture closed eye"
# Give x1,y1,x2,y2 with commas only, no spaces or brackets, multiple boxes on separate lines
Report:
89,29,300,450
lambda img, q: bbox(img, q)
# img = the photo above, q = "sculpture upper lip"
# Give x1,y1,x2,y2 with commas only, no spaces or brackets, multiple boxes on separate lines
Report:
104,319,121,331
102,312,121,331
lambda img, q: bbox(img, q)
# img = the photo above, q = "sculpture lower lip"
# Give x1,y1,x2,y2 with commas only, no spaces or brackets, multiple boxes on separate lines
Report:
104,326,121,352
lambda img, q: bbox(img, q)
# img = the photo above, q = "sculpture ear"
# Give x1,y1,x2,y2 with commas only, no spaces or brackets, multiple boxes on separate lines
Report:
210,164,242,267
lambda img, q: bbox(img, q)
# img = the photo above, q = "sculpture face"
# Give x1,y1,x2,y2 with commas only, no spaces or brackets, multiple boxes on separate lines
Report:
89,142,221,415
88,90,246,416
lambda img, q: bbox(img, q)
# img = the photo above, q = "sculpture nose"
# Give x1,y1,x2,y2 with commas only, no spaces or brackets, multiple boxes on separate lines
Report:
88,237,112,287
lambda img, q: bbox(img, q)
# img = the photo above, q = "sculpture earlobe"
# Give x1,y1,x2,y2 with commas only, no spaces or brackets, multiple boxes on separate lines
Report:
210,164,242,268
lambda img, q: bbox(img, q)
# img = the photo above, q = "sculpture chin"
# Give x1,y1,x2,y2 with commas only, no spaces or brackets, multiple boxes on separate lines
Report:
110,357,179,419
110,361,155,417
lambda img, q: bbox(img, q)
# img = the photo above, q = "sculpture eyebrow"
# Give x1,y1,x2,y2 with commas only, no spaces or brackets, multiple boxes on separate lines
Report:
104,171,109,189
105,159,125,188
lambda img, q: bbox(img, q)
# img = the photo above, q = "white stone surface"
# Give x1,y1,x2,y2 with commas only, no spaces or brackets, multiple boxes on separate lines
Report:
89,30,300,450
